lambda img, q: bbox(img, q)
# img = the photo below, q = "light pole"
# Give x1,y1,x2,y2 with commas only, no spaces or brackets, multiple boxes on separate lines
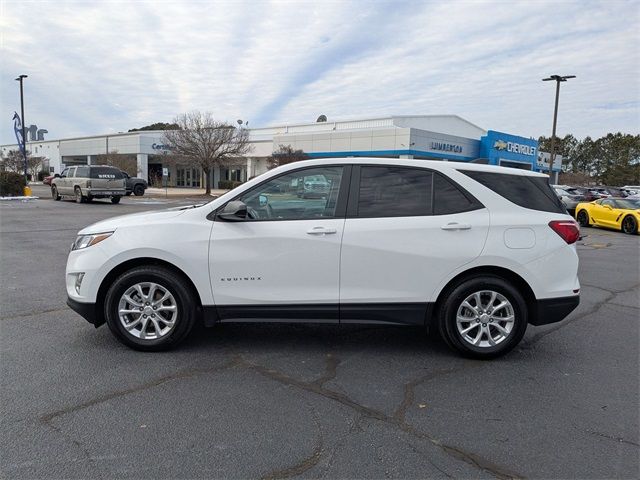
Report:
15,74,28,183
542,74,575,180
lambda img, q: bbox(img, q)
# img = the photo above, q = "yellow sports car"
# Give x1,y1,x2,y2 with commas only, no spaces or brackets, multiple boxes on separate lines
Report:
575,198,640,235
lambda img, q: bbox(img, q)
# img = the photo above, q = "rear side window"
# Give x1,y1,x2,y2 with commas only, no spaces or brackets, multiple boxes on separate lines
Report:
433,173,483,215
90,167,123,179
357,166,432,217
461,170,565,213
75,166,89,177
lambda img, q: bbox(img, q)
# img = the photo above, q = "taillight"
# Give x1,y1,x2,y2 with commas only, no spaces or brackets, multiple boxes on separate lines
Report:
549,220,580,244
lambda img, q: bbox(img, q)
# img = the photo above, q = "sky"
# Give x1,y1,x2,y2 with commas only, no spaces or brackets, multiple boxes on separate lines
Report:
0,0,638,145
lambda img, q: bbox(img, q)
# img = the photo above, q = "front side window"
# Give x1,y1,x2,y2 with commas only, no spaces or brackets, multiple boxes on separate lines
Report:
357,166,432,217
601,199,615,207
60,168,69,178
238,166,344,221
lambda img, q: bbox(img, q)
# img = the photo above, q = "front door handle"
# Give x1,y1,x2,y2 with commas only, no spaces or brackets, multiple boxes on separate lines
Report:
307,227,337,235
441,222,472,231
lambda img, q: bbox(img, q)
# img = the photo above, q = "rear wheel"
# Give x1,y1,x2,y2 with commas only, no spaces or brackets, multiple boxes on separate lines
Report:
133,184,145,196
51,185,61,201
621,215,638,235
438,275,528,359
576,210,590,227
74,186,84,203
111,196,121,204
104,266,197,351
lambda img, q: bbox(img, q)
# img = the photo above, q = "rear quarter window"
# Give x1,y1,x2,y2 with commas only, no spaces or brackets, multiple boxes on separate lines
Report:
461,170,565,213
90,167,123,179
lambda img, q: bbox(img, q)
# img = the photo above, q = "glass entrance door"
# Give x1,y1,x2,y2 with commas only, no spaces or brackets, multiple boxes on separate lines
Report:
176,167,201,187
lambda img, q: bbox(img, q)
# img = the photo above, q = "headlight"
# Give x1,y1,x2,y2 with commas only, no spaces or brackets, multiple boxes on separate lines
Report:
71,232,113,251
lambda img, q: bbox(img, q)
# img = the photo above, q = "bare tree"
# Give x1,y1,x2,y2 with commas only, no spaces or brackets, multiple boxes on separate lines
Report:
97,150,137,176
0,150,48,180
163,111,252,194
268,144,308,169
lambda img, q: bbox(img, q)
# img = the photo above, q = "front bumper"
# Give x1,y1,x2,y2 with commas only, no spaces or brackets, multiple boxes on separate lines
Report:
67,297,104,327
531,295,580,326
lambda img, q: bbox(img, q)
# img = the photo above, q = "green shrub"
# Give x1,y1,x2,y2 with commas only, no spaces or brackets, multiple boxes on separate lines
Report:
218,180,243,190
0,171,26,196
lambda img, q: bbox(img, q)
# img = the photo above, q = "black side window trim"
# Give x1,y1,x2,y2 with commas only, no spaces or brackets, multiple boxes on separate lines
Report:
210,164,352,222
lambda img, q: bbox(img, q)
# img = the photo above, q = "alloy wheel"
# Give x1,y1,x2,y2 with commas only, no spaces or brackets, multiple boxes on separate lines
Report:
118,282,178,340
622,216,636,234
455,290,515,348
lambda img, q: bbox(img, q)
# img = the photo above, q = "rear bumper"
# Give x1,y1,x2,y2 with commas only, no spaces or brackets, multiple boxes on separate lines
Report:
531,295,580,326
86,189,126,197
67,297,104,327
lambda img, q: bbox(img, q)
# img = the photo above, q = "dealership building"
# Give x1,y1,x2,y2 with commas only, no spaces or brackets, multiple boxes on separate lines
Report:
1,115,561,186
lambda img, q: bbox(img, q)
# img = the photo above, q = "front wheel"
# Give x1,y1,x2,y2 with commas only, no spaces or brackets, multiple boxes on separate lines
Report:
133,184,145,196
621,215,638,235
437,276,528,359
104,266,197,351
576,210,590,227
51,185,61,201
111,196,121,204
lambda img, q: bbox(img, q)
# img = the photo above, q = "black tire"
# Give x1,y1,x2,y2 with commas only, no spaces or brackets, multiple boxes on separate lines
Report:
51,185,61,201
133,184,145,196
74,186,84,203
104,266,197,351
111,196,121,204
437,275,529,359
86,195,93,203
576,210,590,227
621,215,638,235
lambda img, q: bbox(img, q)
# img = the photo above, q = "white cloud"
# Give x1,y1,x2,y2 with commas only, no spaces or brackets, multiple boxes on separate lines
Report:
0,0,638,144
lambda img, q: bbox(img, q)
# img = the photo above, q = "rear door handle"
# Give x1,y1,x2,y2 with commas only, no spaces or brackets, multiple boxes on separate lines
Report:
441,222,472,231
307,227,337,235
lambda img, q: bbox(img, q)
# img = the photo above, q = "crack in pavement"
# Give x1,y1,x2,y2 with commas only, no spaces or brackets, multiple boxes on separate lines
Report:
39,357,242,424
246,356,524,480
1,306,69,321
521,281,640,348
261,399,325,480
586,430,640,448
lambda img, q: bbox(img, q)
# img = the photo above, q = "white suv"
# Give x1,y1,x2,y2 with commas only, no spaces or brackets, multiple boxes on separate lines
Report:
66,158,580,358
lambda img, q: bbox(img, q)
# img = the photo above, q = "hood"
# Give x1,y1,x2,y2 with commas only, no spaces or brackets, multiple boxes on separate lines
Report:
78,208,189,234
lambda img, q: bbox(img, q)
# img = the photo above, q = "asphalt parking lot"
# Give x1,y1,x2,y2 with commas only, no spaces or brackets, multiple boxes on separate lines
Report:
1,188,639,479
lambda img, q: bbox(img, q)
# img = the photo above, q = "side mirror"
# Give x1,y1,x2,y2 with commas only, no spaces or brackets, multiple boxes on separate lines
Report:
54,173,60,178
259,195,268,207
217,201,248,221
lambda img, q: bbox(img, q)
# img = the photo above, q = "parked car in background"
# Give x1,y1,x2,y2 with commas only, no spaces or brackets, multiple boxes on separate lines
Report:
564,187,599,202
43,175,55,186
65,158,580,359
575,198,640,235
553,186,585,216
52,165,126,204
592,187,628,198
121,171,148,196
